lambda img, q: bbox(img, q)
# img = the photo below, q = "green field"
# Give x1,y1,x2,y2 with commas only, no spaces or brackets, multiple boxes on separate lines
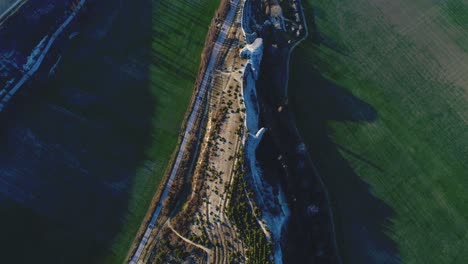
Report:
0,1,222,263
107,0,221,262
289,0,468,263
0,0,219,263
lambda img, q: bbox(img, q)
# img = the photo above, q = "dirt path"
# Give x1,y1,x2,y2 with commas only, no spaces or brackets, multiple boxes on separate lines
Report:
187,2,251,263
129,0,243,263
168,221,212,254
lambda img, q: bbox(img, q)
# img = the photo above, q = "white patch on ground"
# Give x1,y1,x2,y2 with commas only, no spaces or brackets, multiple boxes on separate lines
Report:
240,37,263,79
240,33,289,264
23,35,49,72
243,124,290,264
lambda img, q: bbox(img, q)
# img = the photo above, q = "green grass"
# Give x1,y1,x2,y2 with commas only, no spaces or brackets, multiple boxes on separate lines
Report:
289,0,468,263
227,153,273,264
106,0,221,262
0,0,219,263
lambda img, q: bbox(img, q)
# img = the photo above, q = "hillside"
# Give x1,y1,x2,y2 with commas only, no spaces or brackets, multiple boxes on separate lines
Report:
0,0,19,15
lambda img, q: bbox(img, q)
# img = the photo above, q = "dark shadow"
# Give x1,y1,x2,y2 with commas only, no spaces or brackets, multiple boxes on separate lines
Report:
248,0,401,263
0,0,154,263
288,69,399,264
334,144,383,172
280,2,401,264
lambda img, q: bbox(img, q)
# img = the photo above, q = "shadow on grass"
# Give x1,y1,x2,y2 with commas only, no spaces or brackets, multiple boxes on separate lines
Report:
0,0,154,263
286,3,401,264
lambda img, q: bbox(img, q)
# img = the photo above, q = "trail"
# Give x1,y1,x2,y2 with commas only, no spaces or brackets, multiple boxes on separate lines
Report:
168,221,212,254
129,0,242,263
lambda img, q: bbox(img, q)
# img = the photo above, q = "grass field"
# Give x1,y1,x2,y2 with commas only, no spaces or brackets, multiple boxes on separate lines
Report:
52,0,222,262
0,0,219,263
105,0,221,262
289,0,468,263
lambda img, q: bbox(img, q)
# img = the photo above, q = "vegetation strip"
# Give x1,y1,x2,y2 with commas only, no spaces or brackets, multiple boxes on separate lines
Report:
126,0,243,262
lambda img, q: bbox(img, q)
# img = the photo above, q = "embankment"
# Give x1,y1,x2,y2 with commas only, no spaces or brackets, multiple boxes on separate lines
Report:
250,0,340,263
128,0,236,262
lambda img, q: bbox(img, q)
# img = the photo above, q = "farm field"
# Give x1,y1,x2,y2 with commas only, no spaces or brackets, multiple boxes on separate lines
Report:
105,0,221,262
289,0,468,263
0,0,219,263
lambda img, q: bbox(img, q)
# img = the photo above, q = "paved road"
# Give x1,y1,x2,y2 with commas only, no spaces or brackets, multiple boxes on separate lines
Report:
129,0,242,263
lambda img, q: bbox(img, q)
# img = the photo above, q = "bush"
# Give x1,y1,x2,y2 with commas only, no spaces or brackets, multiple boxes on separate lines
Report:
226,151,273,264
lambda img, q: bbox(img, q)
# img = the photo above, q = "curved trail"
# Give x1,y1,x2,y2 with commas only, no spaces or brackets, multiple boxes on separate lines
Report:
129,0,242,263
281,1,342,262
168,221,212,254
